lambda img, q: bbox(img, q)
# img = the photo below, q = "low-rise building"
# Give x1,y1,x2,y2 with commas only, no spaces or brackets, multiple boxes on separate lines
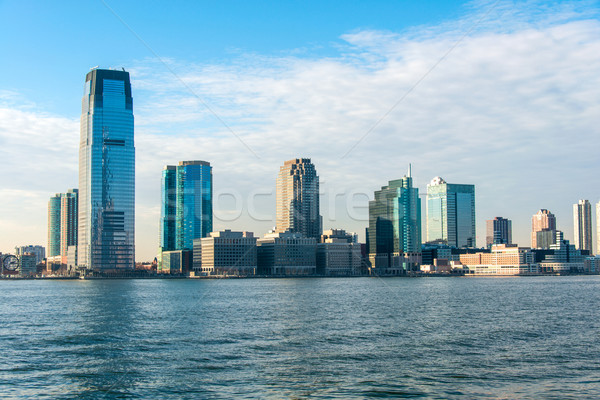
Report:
459,244,538,275
257,231,316,275
19,253,37,277
161,250,192,274
316,242,361,276
200,230,257,276
539,238,585,273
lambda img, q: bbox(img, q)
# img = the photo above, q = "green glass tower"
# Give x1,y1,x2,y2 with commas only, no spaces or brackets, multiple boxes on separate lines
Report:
426,177,475,248
367,165,421,272
47,194,62,257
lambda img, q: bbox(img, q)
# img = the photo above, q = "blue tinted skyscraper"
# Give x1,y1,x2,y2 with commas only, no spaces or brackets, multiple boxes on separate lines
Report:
47,194,62,257
160,161,212,253
78,68,135,270
368,166,421,272
426,177,475,248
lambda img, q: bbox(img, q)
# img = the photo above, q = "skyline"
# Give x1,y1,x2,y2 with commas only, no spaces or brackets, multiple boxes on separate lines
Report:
1,1,600,261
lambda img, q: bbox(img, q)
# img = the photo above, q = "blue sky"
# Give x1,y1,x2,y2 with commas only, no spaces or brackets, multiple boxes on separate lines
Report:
1,0,599,261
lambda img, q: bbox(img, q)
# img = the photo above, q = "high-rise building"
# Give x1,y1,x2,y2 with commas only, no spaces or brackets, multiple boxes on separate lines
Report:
60,189,78,265
531,209,557,248
426,177,476,248
78,68,135,271
573,200,592,252
486,217,512,248
159,161,212,253
276,158,321,239
367,165,421,273
159,165,177,252
47,194,61,257
596,201,600,255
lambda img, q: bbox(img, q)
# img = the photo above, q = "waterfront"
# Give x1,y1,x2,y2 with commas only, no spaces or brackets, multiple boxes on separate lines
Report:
1,276,599,399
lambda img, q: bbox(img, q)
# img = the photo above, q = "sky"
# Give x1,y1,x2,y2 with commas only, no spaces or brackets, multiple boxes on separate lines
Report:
1,0,599,261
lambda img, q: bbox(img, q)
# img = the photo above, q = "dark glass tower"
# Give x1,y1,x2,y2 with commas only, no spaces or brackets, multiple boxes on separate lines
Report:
78,68,135,271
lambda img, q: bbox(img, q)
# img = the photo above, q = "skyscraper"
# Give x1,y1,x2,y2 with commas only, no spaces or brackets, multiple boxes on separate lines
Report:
486,217,512,247
78,68,135,271
60,189,78,265
276,158,321,239
426,177,476,248
597,201,600,255
47,194,61,257
531,209,557,248
368,166,421,272
159,161,213,253
573,199,592,252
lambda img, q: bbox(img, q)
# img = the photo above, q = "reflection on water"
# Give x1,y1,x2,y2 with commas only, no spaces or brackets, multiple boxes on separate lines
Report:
1,276,599,399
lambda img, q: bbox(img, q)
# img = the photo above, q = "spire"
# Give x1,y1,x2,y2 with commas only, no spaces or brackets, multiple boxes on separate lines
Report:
408,163,412,178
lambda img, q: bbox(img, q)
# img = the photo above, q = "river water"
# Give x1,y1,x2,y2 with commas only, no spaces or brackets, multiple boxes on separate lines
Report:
1,276,599,399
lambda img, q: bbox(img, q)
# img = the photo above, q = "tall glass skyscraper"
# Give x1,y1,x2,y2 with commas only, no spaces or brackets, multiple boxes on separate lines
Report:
47,194,62,257
426,177,475,248
276,158,321,239
160,161,213,252
60,189,78,265
78,68,135,271
368,166,421,270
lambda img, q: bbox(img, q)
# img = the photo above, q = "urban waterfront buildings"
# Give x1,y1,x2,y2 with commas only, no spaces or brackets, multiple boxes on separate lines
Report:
47,194,61,258
257,231,317,275
426,176,476,248
275,158,321,239
486,217,512,248
531,209,557,249
14,245,45,265
198,230,257,276
367,166,421,274
597,201,600,255
78,68,135,271
573,200,592,252
60,189,78,265
459,244,537,275
159,161,212,271
317,229,361,276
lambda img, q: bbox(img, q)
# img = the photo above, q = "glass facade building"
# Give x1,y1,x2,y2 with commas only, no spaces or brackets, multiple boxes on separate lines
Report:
485,217,512,248
160,161,213,253
47,194,62,257
426,177,476,248
60,189,78,265
367,167,421,259
78,69,135,270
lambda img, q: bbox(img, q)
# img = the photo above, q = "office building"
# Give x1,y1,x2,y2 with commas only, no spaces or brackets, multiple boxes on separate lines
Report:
199,230,257,276
257,231,316,275
540,238,586,273
597,201,600,255
78,68,135,271
14,245,45,265
531,209,557,248
18,253,38,277
459,244,537,275
426,176,476,248
368,165,421,273
60,189,78,265
276,158,321,239
160,165,177,252
573,200,592,252
486,217,512,247
316,242,361,276
320,229,358,244
47,194,61,257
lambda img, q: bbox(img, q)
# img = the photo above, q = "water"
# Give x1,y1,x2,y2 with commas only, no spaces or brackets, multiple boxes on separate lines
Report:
1,276,599,399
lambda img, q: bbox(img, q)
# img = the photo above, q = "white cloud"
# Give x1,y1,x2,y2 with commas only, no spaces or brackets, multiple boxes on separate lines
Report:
2,0,600,258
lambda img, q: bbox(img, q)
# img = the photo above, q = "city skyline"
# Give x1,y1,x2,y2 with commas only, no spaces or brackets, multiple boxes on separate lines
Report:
1,1,600,261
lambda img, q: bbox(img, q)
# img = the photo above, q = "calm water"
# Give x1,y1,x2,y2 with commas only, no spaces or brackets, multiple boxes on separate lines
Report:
1,276,599,399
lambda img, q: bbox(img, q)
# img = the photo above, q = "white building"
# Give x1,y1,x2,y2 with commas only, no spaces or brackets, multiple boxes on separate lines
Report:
200,230,257,276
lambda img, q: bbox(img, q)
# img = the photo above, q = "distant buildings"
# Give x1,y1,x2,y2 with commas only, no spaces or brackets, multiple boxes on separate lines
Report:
199,230,257,276
486,217,512,248
159,161,212,272
276,158,321,239
573,200,592,252
18,253,37,277
47,189,78,270
426,177,475,248
257,231,317,275
78,68,135,271
317,229,361,276
459,244,537,275
47,194,61,258
15,245,45,265
531,209,557,249
597,201,600,255
159,161,213,253
367,166,421,274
